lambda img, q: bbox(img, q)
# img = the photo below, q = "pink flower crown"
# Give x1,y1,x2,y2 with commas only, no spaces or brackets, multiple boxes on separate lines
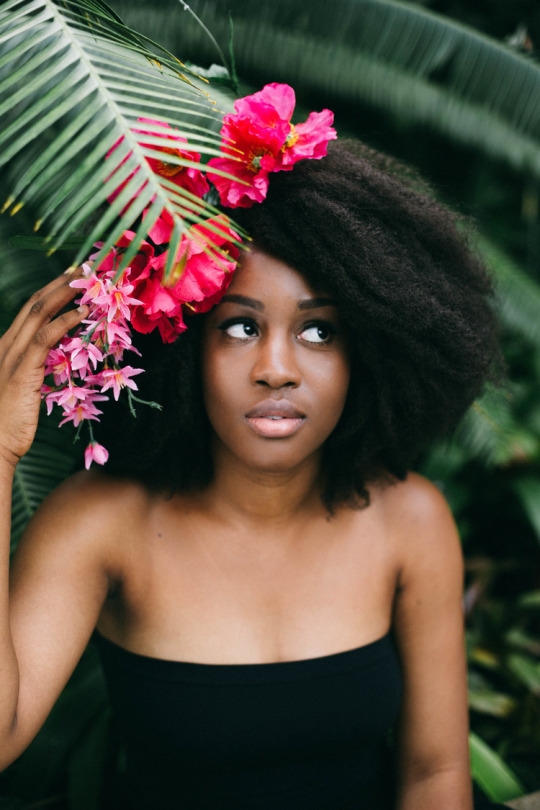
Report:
42,83,337,469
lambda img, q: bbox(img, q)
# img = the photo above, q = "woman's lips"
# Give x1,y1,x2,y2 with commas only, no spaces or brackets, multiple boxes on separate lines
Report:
246,416,305,438
245,400,305,438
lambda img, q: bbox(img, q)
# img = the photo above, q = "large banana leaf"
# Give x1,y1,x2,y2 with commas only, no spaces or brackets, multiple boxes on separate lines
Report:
113,0,540,177
0,0,237,273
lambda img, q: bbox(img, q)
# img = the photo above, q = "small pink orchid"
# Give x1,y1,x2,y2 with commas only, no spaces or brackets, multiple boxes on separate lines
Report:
63,337,103,376
86,317,134,353
93,277,141,323
57,392,108,427
44,347,71,385
84,441,109,470
69,273,108,307
98,365,144,401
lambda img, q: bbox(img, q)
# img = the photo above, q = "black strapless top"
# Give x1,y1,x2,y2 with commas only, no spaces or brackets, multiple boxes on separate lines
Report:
94,632,403,809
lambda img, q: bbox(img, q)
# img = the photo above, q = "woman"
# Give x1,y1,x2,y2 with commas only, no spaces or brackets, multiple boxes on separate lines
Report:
0,137,506,808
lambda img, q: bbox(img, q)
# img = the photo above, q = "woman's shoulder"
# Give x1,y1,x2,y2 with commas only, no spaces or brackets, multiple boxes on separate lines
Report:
367,472,462,564
22,469,156,559
369,471,453,518
42,468,153,519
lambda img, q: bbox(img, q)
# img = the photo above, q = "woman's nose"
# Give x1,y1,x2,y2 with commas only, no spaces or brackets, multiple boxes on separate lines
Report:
250,333,301,389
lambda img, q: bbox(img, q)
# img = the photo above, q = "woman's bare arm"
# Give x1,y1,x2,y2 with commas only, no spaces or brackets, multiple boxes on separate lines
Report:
0,273,110,768
1,473,116,769
391,474,473,810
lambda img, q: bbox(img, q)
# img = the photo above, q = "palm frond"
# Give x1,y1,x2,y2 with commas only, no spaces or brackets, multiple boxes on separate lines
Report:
455,386,539,469
119,0,540,176
0,0,237,269
0,206,64,329
512,477,540,545
477,235,540,348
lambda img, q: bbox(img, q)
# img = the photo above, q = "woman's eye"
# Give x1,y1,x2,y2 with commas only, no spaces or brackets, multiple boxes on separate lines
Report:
220,320,258,339
298,324,335,344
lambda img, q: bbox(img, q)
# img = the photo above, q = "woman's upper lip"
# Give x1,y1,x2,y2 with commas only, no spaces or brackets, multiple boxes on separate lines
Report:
246,400,305,419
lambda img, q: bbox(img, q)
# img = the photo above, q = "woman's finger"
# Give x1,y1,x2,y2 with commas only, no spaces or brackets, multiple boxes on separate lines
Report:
0,268,86,360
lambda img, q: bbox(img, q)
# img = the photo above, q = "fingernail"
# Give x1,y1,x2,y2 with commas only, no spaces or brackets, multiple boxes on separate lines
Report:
64,266,76,275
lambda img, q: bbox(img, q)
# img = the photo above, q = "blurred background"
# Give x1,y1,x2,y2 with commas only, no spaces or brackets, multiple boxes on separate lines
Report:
1,0,539,806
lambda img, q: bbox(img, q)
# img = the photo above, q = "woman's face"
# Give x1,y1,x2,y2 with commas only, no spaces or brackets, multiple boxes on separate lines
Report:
201,250,350,477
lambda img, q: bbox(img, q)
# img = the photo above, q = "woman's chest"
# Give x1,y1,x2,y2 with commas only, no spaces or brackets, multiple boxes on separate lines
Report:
98,501,400,664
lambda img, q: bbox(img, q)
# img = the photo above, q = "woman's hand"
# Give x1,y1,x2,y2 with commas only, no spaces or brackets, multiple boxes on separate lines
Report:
0,270,88,468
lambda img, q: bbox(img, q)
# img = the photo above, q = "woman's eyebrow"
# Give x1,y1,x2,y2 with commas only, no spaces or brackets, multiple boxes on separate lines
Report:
219,294,335,311
298,297,335,310
220,294,264,311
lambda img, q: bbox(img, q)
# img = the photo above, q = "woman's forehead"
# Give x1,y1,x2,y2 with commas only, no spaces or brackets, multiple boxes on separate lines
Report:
228,249,333,304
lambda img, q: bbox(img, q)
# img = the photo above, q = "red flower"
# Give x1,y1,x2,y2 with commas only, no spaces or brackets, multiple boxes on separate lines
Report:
277,109,337,168
207,83,336,208
106,117,209,205
119,215,240,343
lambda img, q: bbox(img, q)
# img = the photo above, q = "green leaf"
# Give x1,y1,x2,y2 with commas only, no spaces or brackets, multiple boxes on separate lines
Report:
468,672,516,717
455,386,538,468
468,688,517,718
477,235,540,348
512,477,540,546
505,628,540,657
506,653,540,696
469,731,524,803
518,591,540,609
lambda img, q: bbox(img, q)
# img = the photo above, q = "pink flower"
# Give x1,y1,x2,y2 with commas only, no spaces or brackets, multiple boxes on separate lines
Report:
106,118,209,204
157,215,240,303
115,215,239,342
69,274,107,307
207,97,288,208
208,83,336,207
135,118,209,198
93,277,141,323
277,109,337,168
92,232,155,284
44,346,71,385
145,208,175,246
86,317,134,354
99,365,144,400
63,337,104,377
56,388,109,427
84,441,109,470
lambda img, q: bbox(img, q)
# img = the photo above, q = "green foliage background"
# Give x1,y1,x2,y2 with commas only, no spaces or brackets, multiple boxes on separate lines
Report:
1,0,540,806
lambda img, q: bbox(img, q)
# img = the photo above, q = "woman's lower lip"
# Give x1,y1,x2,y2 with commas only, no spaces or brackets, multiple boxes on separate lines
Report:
246,416,305,438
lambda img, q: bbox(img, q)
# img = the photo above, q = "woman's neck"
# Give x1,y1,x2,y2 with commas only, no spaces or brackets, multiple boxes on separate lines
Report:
200,450,326,528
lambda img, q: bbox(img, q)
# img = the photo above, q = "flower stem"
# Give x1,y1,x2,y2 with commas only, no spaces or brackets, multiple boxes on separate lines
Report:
177,0,232,81
126,389,163,418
